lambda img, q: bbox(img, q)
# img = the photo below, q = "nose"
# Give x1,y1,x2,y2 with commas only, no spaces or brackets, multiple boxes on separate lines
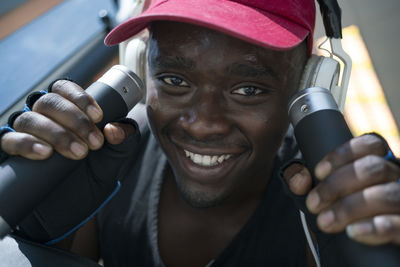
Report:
178,94,231,141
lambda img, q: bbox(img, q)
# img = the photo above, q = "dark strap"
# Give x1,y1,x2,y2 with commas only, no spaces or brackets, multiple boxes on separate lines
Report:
15,118,141,244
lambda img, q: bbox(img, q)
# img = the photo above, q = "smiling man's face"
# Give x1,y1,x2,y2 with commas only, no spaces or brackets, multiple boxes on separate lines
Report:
146,21,307,208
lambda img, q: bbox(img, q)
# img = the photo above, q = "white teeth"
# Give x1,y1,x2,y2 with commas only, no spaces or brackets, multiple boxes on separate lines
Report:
193,154,202,164
202,155,211,165
184,149,233,167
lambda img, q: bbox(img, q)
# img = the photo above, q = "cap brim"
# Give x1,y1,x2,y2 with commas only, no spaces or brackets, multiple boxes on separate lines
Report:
105,0,309,50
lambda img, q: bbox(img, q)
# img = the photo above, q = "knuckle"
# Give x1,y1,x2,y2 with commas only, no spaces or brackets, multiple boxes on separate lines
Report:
52,80,71,92
380,184,400,208
334,145,348,158
335,198,355,223
32,93,63,112
74,113,94,136
374,217,396,236
361,134,386,154
51,129,74,150
51,80,91,109
32,93,51,109
73,91,92,108
13,112,35,131
359,155,387,178
319,179,340,203
327,143,349,163
0,132,12,146
14,135,35,154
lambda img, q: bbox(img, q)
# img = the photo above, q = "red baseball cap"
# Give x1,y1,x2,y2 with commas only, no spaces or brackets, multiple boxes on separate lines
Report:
105,0,316,53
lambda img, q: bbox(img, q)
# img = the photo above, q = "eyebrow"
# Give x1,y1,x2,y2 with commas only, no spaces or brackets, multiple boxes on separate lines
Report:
149,55,196,71
149,54,280,80
227,63,280,80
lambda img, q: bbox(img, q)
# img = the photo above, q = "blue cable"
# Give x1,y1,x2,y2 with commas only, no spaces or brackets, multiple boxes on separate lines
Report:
45,181,121,245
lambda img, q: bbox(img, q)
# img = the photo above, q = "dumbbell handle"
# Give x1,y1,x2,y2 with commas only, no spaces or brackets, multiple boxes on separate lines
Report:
0,65,143,239
289,87,400,267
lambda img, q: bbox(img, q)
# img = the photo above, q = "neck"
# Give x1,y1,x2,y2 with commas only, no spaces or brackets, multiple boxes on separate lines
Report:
163,161,273,218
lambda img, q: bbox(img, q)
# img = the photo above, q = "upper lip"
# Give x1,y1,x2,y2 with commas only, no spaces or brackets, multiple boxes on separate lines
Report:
170,137,245,156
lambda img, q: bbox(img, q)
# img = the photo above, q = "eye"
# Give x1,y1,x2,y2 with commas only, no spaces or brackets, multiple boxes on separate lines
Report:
159,76,189,87
231,86,264,96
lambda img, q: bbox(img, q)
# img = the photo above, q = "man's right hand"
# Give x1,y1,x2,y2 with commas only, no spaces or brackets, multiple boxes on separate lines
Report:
1,80,135,160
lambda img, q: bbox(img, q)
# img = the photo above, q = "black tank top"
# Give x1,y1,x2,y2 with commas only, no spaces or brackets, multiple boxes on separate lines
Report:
97,125,306,267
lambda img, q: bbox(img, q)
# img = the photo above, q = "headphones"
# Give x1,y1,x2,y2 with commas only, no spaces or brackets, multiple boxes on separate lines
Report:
121,31,148,87
119,0,352,112
118,2,351,266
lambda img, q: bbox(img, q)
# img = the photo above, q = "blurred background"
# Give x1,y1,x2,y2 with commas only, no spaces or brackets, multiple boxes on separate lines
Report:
0,0,399,154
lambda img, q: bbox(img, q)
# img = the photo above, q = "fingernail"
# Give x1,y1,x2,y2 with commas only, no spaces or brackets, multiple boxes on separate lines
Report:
289,173,303,186
33,143,52,156
315,161,331,179
111,124,125,140
70,142,87,157
318,210,335,229
89,132,103,148
346,222,373,238
307,191,320,211
86,105,102,122
374,216,391,233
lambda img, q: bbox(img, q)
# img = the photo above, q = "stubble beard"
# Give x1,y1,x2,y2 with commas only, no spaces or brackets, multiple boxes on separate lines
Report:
174,174,234,209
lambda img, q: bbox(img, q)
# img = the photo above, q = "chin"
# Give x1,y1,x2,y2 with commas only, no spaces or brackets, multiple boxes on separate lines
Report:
174,173,234,209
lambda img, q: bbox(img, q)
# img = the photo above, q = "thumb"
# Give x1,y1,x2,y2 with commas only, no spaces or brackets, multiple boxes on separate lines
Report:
283,162,313,196
103,121,136,145
87,118,141,184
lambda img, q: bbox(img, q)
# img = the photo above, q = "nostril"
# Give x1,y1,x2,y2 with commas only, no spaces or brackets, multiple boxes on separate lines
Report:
179,114,195,125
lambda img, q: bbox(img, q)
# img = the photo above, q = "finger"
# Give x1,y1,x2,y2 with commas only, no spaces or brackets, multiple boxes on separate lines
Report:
13,111,88,160
314,134,387,180
32,93,104,150
1,131,53,160
50,80,103,123
103,122,136,145
346,215,400,245
316,182,400,233
307,155,400,213
283,163,313,195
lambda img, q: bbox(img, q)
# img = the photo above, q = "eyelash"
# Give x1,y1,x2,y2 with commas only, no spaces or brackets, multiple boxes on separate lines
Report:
231,86,265,96
158,75,189,87
156,75,269,99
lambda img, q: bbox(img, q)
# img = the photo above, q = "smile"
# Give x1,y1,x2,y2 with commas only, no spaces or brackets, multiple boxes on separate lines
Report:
184,149,232,167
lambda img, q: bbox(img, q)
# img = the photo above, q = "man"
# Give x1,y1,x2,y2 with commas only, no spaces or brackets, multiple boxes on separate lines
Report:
1,0,399,266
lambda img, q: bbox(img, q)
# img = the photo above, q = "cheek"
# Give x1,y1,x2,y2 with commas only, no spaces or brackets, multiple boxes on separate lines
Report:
146,79,161,112
145,80,183,136
146,80,165,136
257,114,288,144
242,102,289,156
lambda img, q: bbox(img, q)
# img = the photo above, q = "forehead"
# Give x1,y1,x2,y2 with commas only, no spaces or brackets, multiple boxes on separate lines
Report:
148,21,302,71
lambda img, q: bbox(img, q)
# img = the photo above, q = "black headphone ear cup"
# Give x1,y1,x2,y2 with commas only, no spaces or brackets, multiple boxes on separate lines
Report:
299,55,341,92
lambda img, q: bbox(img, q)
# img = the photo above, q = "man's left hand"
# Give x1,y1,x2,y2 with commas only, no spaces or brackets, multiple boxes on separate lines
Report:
283,134,400,245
